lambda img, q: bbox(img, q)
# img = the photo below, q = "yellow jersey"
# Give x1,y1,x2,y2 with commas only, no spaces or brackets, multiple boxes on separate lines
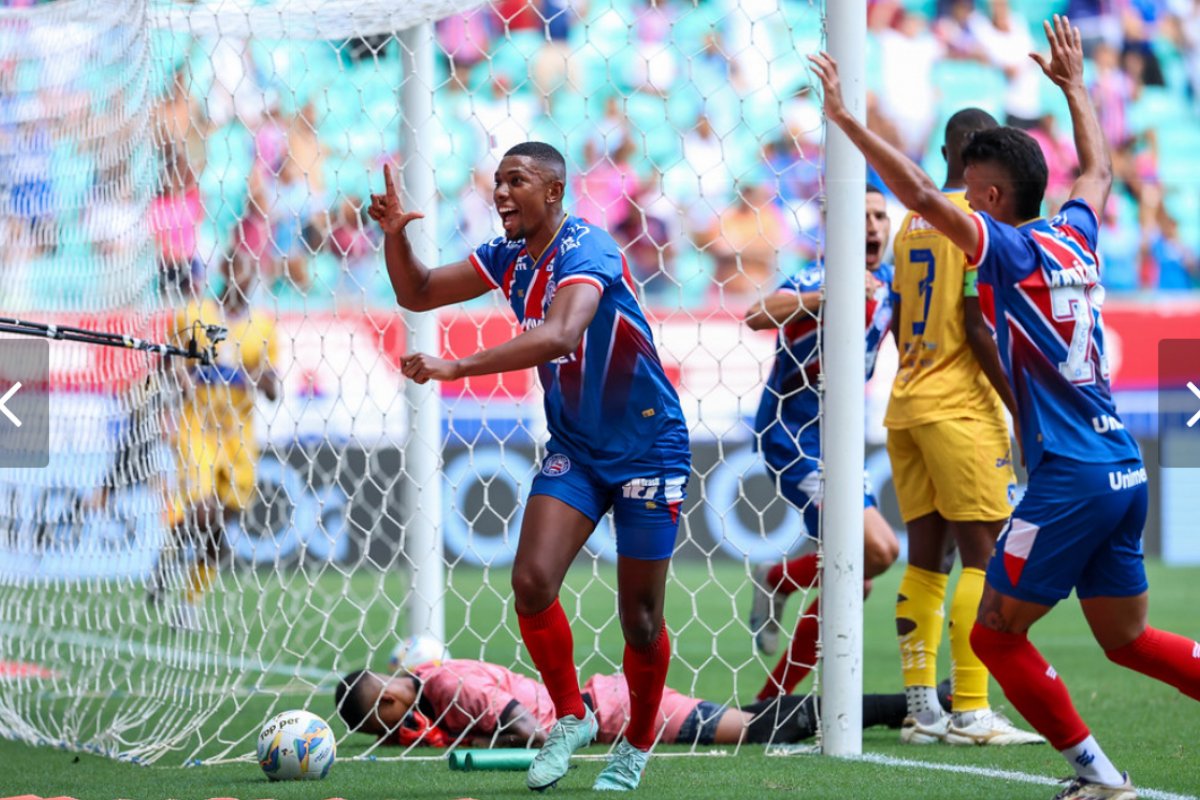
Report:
175,299,278,428
885,191,1005,430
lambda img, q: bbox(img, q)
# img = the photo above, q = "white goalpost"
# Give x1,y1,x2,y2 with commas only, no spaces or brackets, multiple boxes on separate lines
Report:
0,0,868,767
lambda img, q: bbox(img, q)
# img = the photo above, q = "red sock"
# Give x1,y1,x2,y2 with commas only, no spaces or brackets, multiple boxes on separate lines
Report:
1106,627,1200,701
970,623,1089,750
518,598,585,720
623,623,671,751
766,554,819,597
758,596,821,701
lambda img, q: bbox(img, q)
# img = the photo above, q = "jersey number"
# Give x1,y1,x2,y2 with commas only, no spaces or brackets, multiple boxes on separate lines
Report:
911,249,935,336
1049,284,1104,385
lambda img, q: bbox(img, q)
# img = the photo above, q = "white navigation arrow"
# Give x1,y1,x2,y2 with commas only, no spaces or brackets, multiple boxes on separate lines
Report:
0,382,21,428
1188,382,1200,428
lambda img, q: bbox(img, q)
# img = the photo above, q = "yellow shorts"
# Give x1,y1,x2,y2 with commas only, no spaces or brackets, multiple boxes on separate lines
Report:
887,417,1016,523
170,422,258,525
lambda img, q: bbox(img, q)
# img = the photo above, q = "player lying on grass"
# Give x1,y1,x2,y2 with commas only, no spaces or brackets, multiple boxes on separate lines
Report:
810,14,1200,800
335,662,948,749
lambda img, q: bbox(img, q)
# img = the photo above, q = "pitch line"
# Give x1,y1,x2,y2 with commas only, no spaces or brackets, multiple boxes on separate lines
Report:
856,753,1198,800
0,622,334,683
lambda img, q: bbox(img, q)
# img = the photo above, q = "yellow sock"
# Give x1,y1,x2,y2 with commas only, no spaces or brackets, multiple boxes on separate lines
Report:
949,566,989,712
896,565,949,689
185,561,216,605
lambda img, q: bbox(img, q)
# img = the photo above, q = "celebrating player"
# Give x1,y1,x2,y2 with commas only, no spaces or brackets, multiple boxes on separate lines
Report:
369,142,691,792
745,185,900,699
810,16,1200,800
887,108,1042,747
160,252,279,630
335,662,942,749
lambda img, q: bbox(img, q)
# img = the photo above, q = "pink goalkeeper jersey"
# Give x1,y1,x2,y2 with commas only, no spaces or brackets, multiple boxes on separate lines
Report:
410,660,703,743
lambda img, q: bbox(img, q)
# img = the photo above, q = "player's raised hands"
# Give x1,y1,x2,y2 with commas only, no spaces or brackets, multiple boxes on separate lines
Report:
367,164,425,236
1030,14,1084,90
807,52,849,126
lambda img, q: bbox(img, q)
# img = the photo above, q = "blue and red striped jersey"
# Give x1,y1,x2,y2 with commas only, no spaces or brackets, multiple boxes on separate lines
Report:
970,199,1140,470
470,215,689,481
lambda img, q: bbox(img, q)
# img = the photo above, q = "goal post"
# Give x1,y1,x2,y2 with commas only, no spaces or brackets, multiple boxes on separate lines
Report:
821,0,868,758
0,0,874,767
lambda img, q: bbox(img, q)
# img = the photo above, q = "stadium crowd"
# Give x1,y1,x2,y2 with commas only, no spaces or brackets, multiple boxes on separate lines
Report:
4,0,1199,310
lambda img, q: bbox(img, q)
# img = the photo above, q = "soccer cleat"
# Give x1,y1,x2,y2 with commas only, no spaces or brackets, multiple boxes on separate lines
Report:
1052,772,1137,800
945,708,1047,746
526,709,597,791
593,739,650,792
899,711,950,744
750,563,787,656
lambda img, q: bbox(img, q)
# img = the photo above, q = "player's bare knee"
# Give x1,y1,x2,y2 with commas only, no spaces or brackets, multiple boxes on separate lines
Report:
618,606,660,649
510,567,558,615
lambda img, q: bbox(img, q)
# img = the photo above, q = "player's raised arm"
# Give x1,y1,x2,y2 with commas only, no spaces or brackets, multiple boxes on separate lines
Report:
807,52,981,263
368,164,490,311
1030,14,1112,214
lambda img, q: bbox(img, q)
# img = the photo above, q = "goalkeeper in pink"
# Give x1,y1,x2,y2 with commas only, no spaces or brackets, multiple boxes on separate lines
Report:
810,15,1200,800
369,142,691,792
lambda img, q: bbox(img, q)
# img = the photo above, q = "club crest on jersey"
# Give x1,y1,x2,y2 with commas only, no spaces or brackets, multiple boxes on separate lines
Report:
559,224,591,254
541,453,571,476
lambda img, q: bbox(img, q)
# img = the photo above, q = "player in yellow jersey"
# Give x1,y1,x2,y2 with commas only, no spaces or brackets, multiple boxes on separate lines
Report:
887,108,1042,746
155,252,279,630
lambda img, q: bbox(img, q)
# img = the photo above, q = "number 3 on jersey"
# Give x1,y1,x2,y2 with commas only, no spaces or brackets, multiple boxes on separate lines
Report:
910,249,935,336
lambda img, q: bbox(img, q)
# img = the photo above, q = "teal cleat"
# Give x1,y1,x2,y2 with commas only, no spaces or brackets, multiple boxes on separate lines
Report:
526,709,597,791
593,740,650,792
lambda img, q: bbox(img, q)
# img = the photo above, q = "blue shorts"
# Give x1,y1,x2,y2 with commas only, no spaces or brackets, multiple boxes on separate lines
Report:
986,456,1149,606
530,452,688,560
770,461,877,539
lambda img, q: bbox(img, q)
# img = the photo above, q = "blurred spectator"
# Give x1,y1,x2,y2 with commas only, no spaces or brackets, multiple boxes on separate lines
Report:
471,74,538,170
631,0,679,93
586,96,631,161
492,0,543,33
437,7,492,69
1178,0,1200,101
575,138,639,231
933,0,990,61
682,115,731,216
698,183,789,302
616,170,677,303
1067,0,1124,54
254,103,289,178
1091,41,1134,147
1142,199,1199,289
287,101,328,195
876,10,944,159
457,166,502,249
532,0,577,98
1100,196,1141,290
154,66,209,174
266,159,317,291
206,37,268,128
1117,0,1168,86
1028,113,1080,212
150,153,204,298
972,0,1043,127
328,196,378,297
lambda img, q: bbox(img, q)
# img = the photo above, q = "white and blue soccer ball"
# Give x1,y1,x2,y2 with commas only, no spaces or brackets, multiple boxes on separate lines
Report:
257,709,336,781
388,634,450,671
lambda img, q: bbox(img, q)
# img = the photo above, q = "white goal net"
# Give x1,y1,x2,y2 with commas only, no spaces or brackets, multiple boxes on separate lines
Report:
0,0,833,765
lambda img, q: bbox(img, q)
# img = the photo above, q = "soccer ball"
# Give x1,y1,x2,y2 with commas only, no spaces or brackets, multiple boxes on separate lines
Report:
388,634,449,671
257,710,336,781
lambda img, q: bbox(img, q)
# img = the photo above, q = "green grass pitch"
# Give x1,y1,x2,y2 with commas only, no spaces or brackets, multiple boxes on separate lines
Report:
1,561,1197,799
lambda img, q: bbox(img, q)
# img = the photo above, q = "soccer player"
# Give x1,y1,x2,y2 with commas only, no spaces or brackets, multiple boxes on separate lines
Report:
160,251,279,630
335,662,943,749
810,16,1200,799
368,142,691,792
745,185,900,699
887,108,1043,746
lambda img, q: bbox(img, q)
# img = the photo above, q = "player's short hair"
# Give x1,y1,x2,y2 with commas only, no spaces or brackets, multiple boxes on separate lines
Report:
335,670,374,731
503,141,567,181
961,126,1047,221
866,183,884,197
944,107,999,154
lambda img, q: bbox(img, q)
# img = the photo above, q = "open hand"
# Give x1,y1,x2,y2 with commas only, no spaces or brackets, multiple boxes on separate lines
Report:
807,52,849,125
1030,14,1084,90
400,352,462,384
367,164,425,236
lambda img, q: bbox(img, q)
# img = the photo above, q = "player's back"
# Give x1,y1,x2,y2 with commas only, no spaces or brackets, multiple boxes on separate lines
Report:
887,191,1005,430
971,199,1141,471
412,660,557,735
